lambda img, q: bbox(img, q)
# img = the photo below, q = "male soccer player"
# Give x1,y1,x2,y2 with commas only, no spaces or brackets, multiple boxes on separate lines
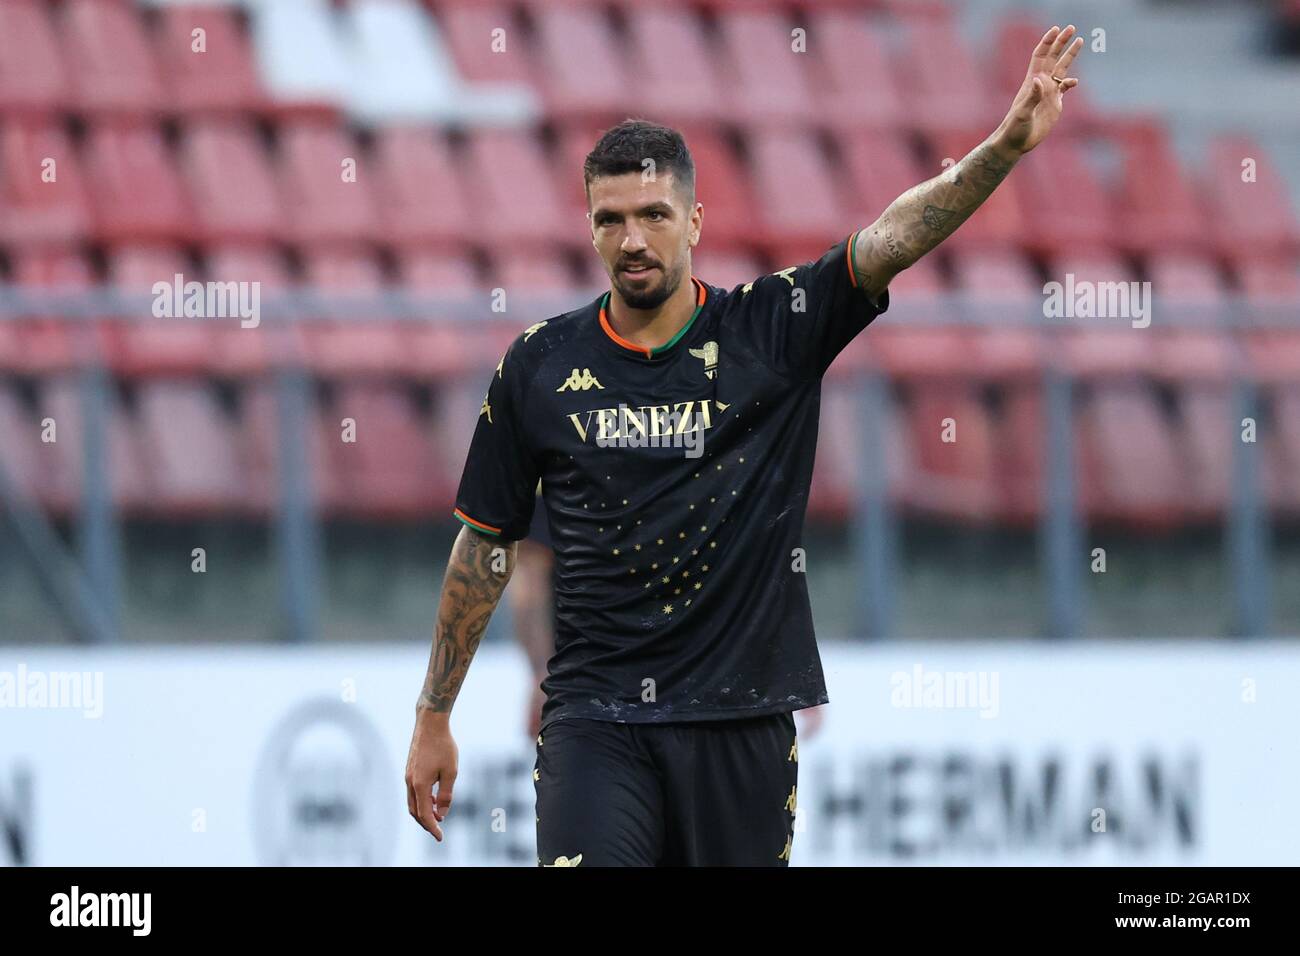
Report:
406,25,1083,865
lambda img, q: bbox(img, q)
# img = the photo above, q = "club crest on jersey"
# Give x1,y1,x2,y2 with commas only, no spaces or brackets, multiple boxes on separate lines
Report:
689,341,719,380
543,854,583,867
557,368,605,392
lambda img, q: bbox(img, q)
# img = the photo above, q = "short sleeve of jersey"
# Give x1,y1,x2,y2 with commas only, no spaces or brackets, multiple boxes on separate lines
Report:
740,232,890,380
452,337,541,541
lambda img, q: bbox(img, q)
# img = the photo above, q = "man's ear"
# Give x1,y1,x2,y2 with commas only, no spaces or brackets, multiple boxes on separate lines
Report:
690,200,703,246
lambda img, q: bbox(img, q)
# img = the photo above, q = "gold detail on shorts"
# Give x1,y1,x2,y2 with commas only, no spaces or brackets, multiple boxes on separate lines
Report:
533,768,540,782
785,785,798,814
777,836,792,862
545,854,583,867
788,739,798,762
537,733,543,747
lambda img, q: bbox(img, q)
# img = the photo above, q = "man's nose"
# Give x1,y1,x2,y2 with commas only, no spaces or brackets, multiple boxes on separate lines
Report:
620,223,648,252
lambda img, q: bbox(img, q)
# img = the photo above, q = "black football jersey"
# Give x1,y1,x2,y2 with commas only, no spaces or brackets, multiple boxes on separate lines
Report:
453,234,889,731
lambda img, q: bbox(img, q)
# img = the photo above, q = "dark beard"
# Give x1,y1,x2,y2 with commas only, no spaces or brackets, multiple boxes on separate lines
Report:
614,260,684,310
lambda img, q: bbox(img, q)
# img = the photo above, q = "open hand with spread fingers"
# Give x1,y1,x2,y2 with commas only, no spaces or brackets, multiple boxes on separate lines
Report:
998,24,1084,155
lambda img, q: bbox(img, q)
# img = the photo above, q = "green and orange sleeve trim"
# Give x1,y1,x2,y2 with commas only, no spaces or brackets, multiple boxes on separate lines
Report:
453,508,502,536
846,229,861,289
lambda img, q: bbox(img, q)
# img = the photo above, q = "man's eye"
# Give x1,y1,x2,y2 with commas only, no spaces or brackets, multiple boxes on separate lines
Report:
647,211,664,221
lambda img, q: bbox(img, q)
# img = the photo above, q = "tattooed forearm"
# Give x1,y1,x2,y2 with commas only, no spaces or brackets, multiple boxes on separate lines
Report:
418,526,516,713
854,140,1020,294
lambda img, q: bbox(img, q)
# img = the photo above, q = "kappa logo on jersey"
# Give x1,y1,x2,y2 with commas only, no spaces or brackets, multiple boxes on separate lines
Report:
688,341,719,379
557,368,605,392
742,265,798,295
479,394,492,423
543,854,583,867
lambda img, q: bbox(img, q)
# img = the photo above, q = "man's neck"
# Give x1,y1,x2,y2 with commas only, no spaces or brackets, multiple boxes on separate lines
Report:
606,274,697,352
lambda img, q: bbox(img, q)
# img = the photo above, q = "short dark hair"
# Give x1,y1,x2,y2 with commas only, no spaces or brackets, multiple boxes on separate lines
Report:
583,119,695,208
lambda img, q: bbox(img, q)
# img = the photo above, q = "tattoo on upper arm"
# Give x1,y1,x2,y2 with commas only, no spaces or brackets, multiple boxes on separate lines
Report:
419,527,516,712
857,142,1019,282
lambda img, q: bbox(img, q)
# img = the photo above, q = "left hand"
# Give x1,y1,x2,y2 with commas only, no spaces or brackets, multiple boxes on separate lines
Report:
997,24,1083,155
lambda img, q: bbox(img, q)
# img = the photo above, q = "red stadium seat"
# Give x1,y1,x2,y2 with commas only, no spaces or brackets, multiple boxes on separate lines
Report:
903,379,999,523
1045,251,1139,330
0,0,71,114
1147,252,1228,328
135,380,244,517
488,250,580,294
952,250,1040,296
812,381,909,520
1076,381,1187,529
180,121,285,244
39,376,152,517
622,8,730,125
6,250,94,375
1174,386,1235,520
1152,330,1236,521
747,129,850,261
0,121,92,246
1113,121,1211,255
238,380,342,516
108,245,191,292
105,245,221,378
302,246,385,293
810,11,906,133
992,385,1045,526
1014,136,1113,257
529,5,633,123
277,120,381,245
948,252,1042,377
330,382,443,519
688,126,761,251
835,128,930,228
84,124,193,243
1147,253,1227,305
203,245,296,377
1202,135,1300,263
692,249,765,293
206,245,294,290
299,248,411,376
373,127,472,250
895,21,1000,135
462,128,573,251
60,0,166,117
716,11,822,128
397,249,481,297
1236,258,1300,332
436,3,533,86
154,5,266,116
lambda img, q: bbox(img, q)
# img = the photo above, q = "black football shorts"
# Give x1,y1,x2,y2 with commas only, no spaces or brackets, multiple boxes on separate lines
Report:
533,711,799,867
